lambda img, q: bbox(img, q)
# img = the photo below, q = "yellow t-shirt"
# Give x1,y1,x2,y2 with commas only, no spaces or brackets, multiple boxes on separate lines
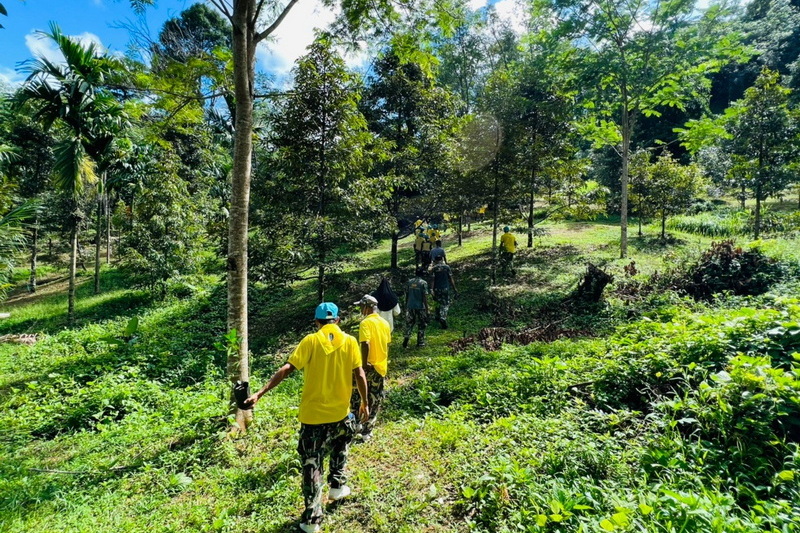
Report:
500,232,516,253
288,324,361,424
414,235,424,251
358,313,391,377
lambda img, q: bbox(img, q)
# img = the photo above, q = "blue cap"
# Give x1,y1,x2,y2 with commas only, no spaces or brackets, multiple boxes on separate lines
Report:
503,226,510,232
314,302,339,320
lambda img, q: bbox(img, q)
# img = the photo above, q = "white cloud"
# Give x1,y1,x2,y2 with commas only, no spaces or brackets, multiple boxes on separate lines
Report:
256,0,338,84
469,0,489,10
0,68,24,91
25,30,107,65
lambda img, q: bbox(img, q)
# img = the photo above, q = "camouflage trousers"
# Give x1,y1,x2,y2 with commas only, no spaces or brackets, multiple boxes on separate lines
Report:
499,251,516,275
297,416,356,525
433,289,452,322
404,309,428,344
350,367,385,435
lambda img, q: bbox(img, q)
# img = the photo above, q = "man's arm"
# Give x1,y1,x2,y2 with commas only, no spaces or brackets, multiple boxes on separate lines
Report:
353,367,369,422
245,363,295,406
449,271,457,292
423,290,429,313
360,341,370,370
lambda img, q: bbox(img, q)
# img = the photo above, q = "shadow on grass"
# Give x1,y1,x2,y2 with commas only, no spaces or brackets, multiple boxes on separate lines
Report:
0,270,156,335
629,234,687,253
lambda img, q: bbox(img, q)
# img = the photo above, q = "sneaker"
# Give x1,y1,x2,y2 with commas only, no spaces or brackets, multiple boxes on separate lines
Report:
329,485,351,501
299,523,320,533
359,432,373,442
402,337,409,348
417,341,426,347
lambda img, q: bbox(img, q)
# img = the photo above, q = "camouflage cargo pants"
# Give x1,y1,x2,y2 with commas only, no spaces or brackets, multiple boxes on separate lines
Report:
499,250,515,275
297,416,356,525
404,309,428,345
433,289,451,322
350,367,385,435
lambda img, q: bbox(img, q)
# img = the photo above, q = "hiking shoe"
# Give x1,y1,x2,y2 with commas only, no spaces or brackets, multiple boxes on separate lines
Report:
329,485,351,501
417,342,426,347
299,523,320,533
402,337,409,348
359,432,373,442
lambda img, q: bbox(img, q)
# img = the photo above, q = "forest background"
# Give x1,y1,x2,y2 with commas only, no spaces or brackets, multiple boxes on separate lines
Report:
1,0,800,531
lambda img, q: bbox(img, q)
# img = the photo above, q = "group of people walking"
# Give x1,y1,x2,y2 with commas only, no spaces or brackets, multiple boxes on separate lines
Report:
244,222,517,532
245,296,391,532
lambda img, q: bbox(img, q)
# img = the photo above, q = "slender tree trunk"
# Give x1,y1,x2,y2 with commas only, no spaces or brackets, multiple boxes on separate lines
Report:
94,181,103,295
740,183,746,210
527,184,535,248
317,263,325,302
458,213,463,246
638,216,642,237
755,184,762,239
390,231,399,269
491,157,499,285
226,0,257,432
28,220,38,293
620,98,631,259
106,190,111,264
48,237,52,257
68,224,78,327
661,213,666,240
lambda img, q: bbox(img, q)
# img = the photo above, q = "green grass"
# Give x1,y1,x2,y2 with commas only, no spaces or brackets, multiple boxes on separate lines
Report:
1,220,799,532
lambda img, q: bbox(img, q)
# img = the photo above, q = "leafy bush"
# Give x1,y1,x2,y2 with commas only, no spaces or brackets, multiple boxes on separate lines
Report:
683,241,787,300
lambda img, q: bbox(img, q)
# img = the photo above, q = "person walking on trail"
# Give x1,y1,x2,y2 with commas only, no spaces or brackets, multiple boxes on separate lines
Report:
373,277,401,333
350,294,391,441
403,267,429,348
430,240,447,264
499,226,518,276
420,234,433,271
245,303,369,533
431,256,457,329
413,226,427,267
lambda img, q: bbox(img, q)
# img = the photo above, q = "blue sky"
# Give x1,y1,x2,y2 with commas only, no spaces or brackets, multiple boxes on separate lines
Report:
0,0,511,89
0,0,197,86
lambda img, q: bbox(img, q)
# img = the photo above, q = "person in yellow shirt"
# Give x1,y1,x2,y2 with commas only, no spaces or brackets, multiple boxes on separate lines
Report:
499,226,517,276
350,294,391,441
246,302,369,533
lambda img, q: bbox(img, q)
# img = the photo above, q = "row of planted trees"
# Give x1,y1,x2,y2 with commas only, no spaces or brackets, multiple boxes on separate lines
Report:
1,0,800,429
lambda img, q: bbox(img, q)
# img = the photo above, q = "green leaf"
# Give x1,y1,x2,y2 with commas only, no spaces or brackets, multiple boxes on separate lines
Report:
124,317,139,337
777,470,795,482
536,514,548,527
638,504,654,515
600,519,616,531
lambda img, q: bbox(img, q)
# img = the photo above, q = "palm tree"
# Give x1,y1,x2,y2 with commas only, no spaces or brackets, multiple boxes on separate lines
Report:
17,23,127,325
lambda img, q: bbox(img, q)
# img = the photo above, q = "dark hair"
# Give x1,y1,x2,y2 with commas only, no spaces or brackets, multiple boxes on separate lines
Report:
415,267,425,277
315,318,337,325
435,240,442,247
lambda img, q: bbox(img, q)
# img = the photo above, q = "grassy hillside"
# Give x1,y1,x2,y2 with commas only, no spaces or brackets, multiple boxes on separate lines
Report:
1,218,799,533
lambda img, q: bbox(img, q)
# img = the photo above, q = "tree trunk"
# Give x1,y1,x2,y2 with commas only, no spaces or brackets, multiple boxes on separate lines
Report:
755,183,762,239
661,213,666,240
317,263,325,302
638,216,642,237
28,220,38,293
740,183,746,210
390,230,399,269
527,186,534,248
94,185,103,295
48,237,52,257
106,190,111,264
491,157,499,285
226,0,257,432
458,213,463,246
620,97,631,259
68,224,78,327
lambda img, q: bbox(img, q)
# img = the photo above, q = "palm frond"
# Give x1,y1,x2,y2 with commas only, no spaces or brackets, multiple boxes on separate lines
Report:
53,138,97,196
